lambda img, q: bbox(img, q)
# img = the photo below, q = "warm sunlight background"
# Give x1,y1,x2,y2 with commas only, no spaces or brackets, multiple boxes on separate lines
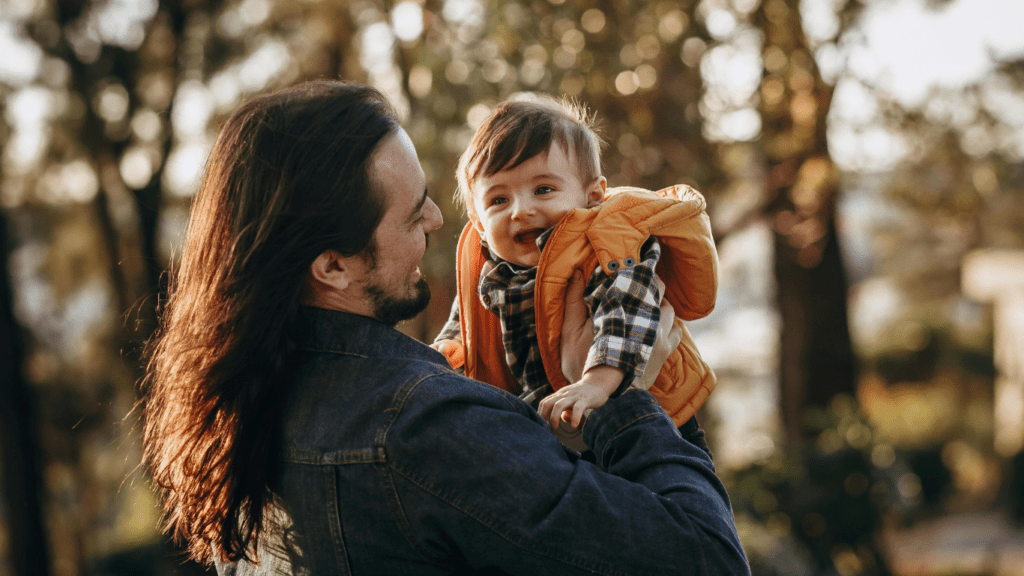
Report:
1,0,1022,574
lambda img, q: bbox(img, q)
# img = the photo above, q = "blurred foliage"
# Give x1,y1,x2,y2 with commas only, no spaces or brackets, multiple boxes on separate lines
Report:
1,0,1023,574
728,395,948,576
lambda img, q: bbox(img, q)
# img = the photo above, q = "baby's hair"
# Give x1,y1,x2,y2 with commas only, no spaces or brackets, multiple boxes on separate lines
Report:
456,94,604,221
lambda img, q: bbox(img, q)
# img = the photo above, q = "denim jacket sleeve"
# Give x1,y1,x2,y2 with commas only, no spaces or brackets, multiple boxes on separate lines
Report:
384,378,749,576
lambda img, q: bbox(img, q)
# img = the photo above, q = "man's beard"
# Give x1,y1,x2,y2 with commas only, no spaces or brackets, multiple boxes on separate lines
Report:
367,276,431,326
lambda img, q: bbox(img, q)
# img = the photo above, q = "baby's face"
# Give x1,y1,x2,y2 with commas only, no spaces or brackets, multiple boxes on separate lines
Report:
472,143,605,267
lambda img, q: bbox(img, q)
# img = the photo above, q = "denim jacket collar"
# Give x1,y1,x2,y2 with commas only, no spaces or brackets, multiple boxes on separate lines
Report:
292,305,445,365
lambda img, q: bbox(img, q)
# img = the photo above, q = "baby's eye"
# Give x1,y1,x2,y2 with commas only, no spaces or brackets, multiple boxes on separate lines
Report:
489,196,508,207
535,186,555,195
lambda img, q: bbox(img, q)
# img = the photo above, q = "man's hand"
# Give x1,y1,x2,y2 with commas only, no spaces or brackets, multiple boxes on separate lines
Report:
635,276,682,391
558,271,683,394
559,270,593,383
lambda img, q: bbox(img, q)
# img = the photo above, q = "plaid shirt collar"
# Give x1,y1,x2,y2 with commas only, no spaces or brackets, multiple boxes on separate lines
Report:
476,227,557,395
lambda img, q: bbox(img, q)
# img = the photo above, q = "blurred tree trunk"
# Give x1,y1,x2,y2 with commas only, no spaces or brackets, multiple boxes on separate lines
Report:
0,210,52,576
755,0,857,443
19,2,195,570
774,215,857,442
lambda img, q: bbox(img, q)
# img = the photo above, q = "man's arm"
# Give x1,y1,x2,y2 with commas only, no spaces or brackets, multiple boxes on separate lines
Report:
385,378,749,576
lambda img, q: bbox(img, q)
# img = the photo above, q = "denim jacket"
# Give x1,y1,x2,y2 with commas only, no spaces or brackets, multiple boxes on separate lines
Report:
214,307,748,576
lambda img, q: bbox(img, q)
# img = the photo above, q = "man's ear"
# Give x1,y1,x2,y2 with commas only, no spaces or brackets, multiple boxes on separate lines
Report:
305,249,373,314
307,249,355,294
586,176,608,207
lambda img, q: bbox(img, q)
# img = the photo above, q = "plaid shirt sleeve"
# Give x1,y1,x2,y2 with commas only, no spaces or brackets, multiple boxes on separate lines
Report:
583,238,662,387
432,296,466,374
434,296,462,344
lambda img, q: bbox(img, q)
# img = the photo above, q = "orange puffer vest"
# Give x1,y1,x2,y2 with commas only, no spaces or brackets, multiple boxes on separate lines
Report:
444,184,718,426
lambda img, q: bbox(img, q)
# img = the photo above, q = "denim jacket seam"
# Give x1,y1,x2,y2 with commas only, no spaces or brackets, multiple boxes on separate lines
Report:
372,369,461,561
388,462,630,576
321,466,354,575
595,411,663,465
376,368,453,447
392,371,530,417
281,448,384,465
294,347,370,357
382,375,625,575
378,462,442,563
487,385,537,415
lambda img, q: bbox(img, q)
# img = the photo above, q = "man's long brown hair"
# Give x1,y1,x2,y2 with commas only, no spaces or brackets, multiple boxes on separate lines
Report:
143,81,398,564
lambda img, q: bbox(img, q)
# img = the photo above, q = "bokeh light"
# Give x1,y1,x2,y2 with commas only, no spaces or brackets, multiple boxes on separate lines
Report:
392,1,424,42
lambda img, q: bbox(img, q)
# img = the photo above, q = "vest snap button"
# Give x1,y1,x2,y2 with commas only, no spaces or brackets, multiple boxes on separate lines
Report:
624,257,635,267
608,260,619,271
482,294,491,306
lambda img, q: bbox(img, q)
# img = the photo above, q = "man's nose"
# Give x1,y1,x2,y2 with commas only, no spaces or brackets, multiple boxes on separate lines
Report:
425,197,443,231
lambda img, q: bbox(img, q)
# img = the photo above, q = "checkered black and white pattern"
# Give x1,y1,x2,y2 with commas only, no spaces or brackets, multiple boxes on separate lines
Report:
436,298,462,343
582,239,662,386
478,257,544,396
436,230,663,400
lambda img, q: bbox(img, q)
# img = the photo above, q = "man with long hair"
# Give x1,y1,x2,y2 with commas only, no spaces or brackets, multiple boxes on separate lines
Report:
144,81,748,575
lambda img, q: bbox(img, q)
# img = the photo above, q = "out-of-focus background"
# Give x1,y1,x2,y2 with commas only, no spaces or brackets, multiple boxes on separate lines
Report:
1,0,1022,574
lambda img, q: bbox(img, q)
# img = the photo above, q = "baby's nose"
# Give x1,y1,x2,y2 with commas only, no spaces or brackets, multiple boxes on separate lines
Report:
512,197,535,218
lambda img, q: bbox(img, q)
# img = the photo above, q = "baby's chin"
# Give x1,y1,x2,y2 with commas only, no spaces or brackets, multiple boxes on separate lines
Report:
515,255,540,267
497,246,540,268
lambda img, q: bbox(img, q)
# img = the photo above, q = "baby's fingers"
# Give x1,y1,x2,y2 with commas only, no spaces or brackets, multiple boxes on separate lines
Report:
538,392,567,425
570,401,587,428
550,396,580,429
537,395,554,423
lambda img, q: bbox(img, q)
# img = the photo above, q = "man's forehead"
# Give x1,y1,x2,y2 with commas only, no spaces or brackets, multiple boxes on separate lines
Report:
371,135,411,179
370,130,426,214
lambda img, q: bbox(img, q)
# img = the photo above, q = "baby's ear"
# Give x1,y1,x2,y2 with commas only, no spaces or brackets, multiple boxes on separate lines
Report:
471,214,485,233
587,176,607,207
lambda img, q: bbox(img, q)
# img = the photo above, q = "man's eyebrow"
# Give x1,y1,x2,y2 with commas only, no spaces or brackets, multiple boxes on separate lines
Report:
406,187,429,222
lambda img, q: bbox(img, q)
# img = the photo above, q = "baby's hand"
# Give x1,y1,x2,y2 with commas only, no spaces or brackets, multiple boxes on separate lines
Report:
537,381,611,429
430,339,465,370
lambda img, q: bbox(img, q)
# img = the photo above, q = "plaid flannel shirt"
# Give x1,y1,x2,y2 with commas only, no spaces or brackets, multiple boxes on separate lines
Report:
436,229,663,401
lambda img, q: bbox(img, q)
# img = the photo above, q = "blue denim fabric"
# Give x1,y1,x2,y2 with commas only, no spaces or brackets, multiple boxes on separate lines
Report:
680,416,712,458
215,307,748,576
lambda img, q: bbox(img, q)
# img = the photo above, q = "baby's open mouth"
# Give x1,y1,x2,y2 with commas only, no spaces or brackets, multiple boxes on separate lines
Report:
514,229,543,245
